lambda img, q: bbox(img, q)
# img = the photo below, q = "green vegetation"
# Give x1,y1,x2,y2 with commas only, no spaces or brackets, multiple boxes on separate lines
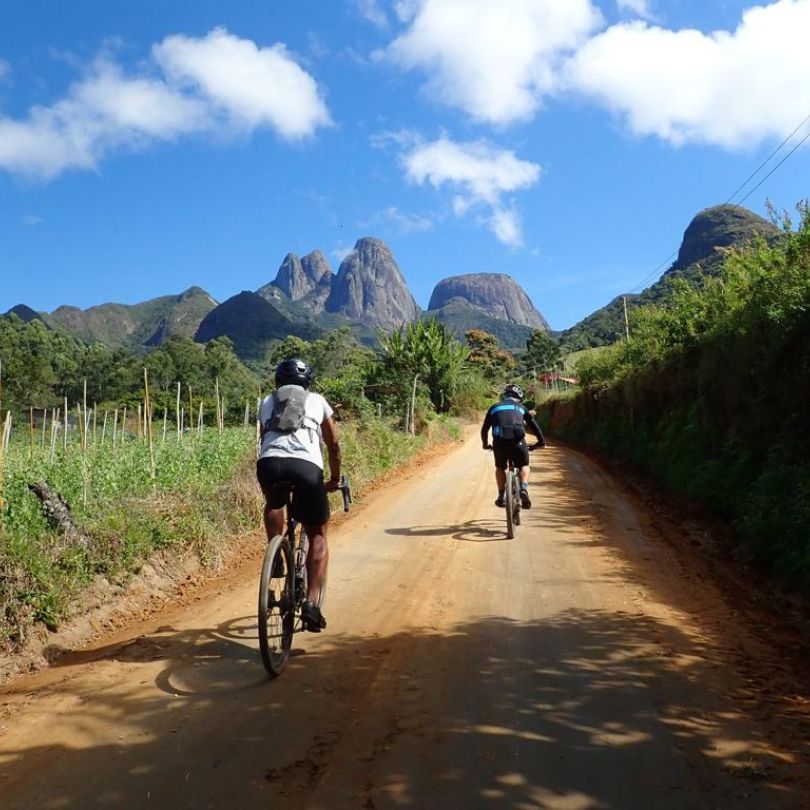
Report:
541,203,810,588
1,428,256,644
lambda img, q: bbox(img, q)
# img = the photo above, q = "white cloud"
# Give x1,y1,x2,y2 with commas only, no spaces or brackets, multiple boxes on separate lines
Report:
616,0,655,20
0,28,330,180
362,205,435,234
354,0,389,28
21,214,42,226
402,137,540,245
382,0,602,125
153,28,330,138
567,0,810,147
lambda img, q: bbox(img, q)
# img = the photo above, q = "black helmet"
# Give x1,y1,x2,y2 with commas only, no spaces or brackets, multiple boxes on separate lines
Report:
275,358,313,389
503,383,524,401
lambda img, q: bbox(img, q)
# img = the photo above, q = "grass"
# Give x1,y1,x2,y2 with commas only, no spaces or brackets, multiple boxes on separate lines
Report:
0,415,460,648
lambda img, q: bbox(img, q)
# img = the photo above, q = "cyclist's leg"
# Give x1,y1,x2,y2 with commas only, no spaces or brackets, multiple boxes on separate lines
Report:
256,457,287,540
286,459,330,628
512,441,531,482
302,521,328,603
492,441,508,499
263,505,284,540
512,442,532,507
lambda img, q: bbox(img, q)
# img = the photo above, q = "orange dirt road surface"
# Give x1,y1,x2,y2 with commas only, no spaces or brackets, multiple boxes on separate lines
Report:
1,433,809,809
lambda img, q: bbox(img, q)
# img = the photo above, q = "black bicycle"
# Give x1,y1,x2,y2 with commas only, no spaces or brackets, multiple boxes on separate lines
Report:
258,474,351,677
492,445,541,539
504,455,521,539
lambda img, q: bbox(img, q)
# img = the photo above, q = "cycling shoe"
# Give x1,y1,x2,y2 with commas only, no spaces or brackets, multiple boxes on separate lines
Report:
301,600,327,633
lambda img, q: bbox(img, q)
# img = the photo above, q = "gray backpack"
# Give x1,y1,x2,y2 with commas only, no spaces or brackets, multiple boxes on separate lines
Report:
265,385,310,433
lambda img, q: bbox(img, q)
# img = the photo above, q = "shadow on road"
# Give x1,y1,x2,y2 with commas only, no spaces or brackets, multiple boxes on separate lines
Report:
3,609,805,809
385,519,506,543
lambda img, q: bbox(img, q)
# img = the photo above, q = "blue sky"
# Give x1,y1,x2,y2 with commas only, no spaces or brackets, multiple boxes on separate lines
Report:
2,0,809,331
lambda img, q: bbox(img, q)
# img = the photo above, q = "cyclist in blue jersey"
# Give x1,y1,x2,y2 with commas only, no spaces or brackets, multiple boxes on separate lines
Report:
481,384,546,509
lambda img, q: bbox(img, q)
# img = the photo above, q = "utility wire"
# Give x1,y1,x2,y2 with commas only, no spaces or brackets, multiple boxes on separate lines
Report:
736,125,810,207
624,110,810,297
722,112,810,206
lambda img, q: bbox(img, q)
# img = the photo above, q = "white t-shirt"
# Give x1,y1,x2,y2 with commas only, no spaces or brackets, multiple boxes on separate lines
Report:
258,389,334,470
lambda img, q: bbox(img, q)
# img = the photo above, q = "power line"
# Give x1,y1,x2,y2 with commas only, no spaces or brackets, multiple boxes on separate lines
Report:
722,112,810,206
624,110,810,297
736,125,810,207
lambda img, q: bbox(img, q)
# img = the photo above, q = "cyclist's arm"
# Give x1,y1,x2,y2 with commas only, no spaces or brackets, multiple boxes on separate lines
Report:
523,410,547,447
480,410,492,447
322,415,342,491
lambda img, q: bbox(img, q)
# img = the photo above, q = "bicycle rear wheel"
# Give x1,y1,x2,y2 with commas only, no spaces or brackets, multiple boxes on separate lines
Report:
505,470,516,539
512,471,522,527
258,534,294,677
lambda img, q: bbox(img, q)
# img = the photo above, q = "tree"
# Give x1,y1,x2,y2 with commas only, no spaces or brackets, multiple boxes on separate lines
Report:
523,330,561,373
465,329,515,380
377,319,468,412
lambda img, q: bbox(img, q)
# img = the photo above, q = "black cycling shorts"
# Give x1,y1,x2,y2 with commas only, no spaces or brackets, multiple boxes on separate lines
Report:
256,457,330,526
492,439,530,470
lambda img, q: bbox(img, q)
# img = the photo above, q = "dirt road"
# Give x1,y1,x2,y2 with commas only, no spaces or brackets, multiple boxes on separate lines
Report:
2,434,809,809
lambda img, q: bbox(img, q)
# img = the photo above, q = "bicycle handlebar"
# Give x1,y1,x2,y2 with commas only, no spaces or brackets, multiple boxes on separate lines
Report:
338,474,352,512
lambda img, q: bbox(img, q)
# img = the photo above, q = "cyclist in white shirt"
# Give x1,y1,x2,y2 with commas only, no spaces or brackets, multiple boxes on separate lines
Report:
257,358,341,632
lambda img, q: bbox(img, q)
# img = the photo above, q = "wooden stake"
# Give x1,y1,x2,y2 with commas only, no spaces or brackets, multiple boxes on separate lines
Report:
176,382,181,440
162,408,168,442
144,368,155,481
101,411,108,446
113,409,119,452
0,411,9,513
83,379,88,452
215,377,222,433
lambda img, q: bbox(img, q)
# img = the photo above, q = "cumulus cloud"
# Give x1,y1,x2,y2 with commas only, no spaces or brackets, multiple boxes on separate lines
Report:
402,137,540,245
382,0,602,125
567,0,810,148
153,28,330,138
0,28,330,180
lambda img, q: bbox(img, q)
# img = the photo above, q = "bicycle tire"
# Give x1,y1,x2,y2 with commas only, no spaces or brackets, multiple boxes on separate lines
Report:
512,472,522,527
258,534,294,677
505,470,516,539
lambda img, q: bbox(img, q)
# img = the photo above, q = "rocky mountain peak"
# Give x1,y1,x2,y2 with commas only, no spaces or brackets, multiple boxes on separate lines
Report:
673,204,777,272
325,237,418,329
271,250,333,301
428,273,548,330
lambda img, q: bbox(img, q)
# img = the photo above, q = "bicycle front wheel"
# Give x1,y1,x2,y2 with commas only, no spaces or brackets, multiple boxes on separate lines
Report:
258,534,294,677
505,470,516,539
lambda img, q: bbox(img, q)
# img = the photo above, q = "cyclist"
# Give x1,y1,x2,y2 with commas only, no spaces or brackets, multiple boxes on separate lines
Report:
256,358,341,633
481,383,546,509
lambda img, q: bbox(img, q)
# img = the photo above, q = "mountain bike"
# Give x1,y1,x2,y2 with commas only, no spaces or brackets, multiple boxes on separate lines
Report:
504,456,521,539
492,445,541,539
258,474,352,677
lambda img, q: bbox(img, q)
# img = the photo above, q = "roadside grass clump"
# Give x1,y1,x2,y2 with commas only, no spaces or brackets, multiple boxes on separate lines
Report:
540,203,810,589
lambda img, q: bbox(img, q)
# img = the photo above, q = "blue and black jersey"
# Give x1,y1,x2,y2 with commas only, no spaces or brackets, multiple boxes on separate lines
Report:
481,397,545,446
